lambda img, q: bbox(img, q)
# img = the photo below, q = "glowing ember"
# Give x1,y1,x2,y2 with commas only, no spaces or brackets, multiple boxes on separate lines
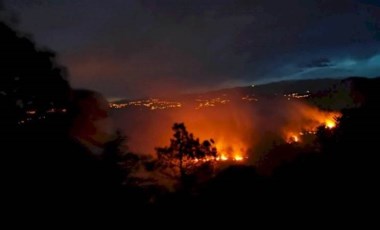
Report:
220,155,228,161
214,141,247,162
325,120,336,129
286,133,300,143
193,151,246,163
233,155,244,161
26,110,36,115
215,153,245,162
284,109,341,143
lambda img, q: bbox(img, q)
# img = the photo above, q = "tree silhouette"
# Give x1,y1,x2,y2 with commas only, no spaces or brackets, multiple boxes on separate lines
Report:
0,14,72,209
156,123,217,184
0,20,70,135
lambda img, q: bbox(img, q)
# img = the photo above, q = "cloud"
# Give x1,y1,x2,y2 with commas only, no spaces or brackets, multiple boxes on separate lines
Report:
300,58,333,68
281,52,380,80
4,0,380,97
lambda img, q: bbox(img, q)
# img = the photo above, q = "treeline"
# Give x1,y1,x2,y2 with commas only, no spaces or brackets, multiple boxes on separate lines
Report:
2,17,380,216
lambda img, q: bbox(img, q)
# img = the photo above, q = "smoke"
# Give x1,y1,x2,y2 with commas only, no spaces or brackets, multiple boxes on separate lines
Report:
0,0,19,25
112,96,340,167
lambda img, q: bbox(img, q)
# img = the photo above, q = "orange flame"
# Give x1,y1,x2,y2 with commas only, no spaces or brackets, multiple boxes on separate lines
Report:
216,154,228,161
233,155,244,161
284,109,341,143
325,119,336,129
214,140,247,162
286,133,300,143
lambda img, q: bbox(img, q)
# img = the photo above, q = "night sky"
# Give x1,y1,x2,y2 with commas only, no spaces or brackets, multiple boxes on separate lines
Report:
3,0,380,98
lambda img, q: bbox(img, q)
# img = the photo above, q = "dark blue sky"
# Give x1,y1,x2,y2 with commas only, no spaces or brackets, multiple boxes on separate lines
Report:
3,0,380,98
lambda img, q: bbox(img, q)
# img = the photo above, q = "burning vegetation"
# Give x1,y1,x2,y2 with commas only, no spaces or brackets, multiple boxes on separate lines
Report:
151,104,341,184
114,95,342,179
155,123,247,176
283,107,341,144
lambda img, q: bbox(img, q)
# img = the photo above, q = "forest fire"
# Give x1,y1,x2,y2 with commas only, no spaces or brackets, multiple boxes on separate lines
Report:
215,154,245,162
190,153,244,165
191,142,247,163
286,133,300,144
285,110,341,143
218,155,228,161
325,119,336,129
115,98,341,165
214,141,247,162
233,155,244,161
191,146,246,163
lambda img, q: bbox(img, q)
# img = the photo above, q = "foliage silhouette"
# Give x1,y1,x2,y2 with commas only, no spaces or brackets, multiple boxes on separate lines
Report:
1,17,71,202
0,21,70,134
156,123,217,186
